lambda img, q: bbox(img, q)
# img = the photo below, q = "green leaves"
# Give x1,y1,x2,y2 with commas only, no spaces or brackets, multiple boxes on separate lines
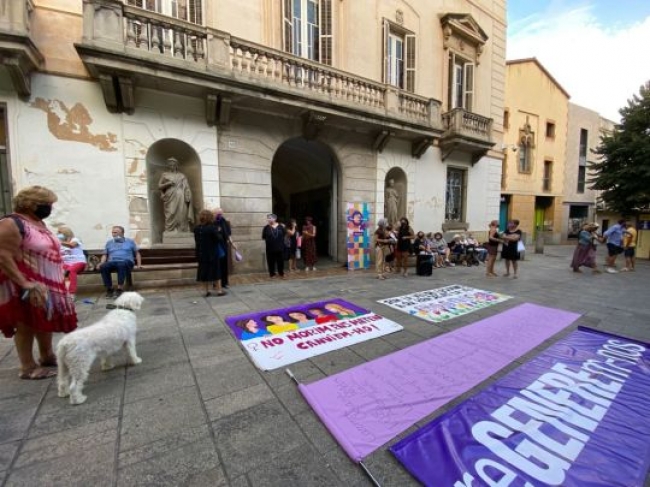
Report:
589,81,650,214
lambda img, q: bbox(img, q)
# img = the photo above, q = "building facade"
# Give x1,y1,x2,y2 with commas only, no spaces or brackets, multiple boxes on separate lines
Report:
0,0,506,270
502,58,569,245
563,103,616,241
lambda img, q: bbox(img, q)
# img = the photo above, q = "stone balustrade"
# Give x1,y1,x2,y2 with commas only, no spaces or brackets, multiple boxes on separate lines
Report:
81,0,441,129
442,108,492,141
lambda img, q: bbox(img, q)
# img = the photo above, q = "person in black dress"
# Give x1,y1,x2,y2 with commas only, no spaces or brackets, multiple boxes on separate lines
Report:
213,208,232,289
262,213,286,279
501,219,523,279
194,209,225,296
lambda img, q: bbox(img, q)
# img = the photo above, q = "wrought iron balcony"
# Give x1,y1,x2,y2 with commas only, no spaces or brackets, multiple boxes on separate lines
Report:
77,0,442,149
0,0,44,98
440,108,494,164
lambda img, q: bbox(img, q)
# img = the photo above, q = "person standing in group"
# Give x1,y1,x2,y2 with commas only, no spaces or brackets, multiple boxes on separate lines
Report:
194,209,225,297
262,214,286,279
286,218,299,272
602,219,626,274
500,219,522,278
57,226,87,301
373,219,392,280
0,186,77,380
485,220,502,277
622,219,637,272
302,216,317,271
395,218,414,277
98,226,142,298
570,222,602,274
213,208,232,289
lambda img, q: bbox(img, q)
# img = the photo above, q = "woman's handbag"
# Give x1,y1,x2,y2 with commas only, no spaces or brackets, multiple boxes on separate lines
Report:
234,250,243,262
517,240,526,253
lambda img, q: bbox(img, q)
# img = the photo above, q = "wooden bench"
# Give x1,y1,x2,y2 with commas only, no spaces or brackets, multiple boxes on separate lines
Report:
80,248,197,289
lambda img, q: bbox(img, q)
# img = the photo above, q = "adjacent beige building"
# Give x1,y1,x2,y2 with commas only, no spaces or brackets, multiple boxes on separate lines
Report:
502,58,569,244
563,103,616,241
0,0,507,270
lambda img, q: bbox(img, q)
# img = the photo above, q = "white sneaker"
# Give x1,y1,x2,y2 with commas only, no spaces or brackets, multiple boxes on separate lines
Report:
305,267,310,272
312,266,316,271
606,268,619,274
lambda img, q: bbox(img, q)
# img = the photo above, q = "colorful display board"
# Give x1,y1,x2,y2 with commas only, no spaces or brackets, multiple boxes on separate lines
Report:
346,202,371,270
225,298,403,371
378,284,511,323
391,327,650,487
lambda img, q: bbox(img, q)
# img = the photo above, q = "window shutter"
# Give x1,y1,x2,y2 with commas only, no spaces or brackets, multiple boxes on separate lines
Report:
405,34,416,92
282,0,293,54
447,52,454,109
382,19,389,84
188,0,202,24
319,0,332,65
464,62,474,111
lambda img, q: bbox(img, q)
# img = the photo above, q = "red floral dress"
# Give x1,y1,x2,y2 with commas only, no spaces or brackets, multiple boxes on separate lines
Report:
0,215,77,338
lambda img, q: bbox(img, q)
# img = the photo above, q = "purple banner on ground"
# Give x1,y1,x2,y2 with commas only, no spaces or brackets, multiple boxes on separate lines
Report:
391,327,650,487
299,303,579,462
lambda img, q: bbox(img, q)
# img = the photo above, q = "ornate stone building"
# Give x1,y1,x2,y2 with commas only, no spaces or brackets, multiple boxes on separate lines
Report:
502,58,569,244
0,0,506,270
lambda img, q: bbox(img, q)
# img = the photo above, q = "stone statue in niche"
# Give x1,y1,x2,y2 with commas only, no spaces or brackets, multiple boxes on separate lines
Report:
384,178,400,226
158,157,195,233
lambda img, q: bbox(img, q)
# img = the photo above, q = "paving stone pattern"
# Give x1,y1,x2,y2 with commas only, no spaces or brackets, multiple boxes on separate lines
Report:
1,246,649,486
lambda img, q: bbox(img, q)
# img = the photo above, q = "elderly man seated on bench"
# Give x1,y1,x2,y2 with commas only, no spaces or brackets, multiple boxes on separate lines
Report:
98,226,142,299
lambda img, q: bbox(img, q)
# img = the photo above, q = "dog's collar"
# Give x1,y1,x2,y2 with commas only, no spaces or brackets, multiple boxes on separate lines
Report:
106,304,135,312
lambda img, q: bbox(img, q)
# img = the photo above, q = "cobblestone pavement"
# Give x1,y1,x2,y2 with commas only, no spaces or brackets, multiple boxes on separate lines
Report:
1,246,648,486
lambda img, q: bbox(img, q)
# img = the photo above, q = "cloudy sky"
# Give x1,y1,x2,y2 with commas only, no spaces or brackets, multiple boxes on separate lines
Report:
507,0,650,122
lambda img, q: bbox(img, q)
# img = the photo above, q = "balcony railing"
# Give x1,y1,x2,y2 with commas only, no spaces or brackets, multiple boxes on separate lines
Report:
81,0,441,130
441,108,492,141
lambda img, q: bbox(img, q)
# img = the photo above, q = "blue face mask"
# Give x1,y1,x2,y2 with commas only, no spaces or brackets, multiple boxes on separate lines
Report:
57,233,65,240
114,236,125,243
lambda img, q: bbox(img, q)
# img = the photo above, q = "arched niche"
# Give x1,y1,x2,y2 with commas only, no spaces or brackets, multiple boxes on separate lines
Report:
385,167,407,226
146,138,203,245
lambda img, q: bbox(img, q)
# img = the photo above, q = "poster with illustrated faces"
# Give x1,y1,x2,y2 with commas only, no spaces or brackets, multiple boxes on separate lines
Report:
225,298,403,370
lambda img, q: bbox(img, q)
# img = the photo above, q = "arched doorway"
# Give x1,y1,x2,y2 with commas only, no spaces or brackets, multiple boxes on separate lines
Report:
271,138,339,259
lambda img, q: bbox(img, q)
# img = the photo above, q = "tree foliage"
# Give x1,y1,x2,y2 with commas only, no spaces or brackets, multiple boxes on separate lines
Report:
589,81,650,214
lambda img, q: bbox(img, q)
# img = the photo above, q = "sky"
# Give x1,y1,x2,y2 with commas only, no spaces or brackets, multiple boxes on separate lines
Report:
507,0,650,122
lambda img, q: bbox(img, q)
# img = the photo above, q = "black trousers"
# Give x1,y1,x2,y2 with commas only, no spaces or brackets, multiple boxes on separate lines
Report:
266,250,285,277
219,255,229,286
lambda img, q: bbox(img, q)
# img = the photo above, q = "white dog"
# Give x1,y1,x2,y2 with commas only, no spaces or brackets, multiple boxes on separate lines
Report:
57,292,144,405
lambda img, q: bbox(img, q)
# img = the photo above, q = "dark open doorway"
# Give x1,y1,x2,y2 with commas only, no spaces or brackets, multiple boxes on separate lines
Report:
271,138,338,258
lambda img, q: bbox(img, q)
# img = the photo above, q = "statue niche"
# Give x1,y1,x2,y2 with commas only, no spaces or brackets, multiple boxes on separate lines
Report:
157,156,196,245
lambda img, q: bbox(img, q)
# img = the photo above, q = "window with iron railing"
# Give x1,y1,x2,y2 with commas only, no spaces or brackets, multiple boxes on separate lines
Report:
445,167,466,221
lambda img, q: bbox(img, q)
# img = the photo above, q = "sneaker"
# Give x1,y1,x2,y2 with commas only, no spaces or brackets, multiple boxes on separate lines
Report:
606,268,618,274
105,289,114,299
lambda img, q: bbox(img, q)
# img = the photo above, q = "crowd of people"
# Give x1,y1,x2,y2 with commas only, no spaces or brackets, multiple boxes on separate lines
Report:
373,218,525,279
0,183,641,384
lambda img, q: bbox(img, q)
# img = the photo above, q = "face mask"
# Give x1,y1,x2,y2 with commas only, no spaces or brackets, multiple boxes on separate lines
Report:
216,215,223,221
34,204,52,220
114,236,125,243
57,233,65,240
